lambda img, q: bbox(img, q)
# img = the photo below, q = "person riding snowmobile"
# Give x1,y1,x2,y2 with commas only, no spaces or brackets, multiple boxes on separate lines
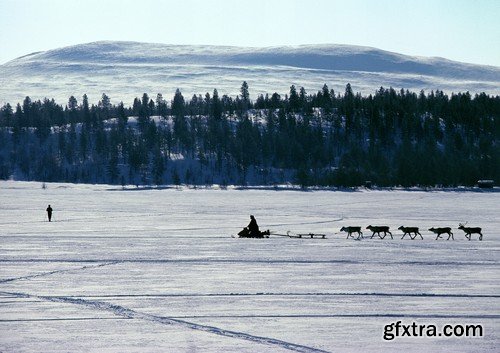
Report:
247,215,260,237
238,215,269,238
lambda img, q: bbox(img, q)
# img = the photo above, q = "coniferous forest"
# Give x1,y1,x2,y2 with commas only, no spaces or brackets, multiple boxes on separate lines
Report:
0,83,498,187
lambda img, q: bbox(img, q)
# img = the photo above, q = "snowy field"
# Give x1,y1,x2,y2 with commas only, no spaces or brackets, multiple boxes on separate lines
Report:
0,181,498,352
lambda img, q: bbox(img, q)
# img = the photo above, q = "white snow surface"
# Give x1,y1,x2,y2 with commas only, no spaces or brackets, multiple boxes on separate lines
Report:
0,181,499,352
1,41,499,105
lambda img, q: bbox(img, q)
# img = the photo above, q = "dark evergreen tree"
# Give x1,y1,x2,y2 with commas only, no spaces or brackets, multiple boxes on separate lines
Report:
156,93,167,118
240,81,250,111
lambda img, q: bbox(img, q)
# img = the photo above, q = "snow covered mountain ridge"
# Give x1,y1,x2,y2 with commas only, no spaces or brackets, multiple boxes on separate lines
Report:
1,40,499,105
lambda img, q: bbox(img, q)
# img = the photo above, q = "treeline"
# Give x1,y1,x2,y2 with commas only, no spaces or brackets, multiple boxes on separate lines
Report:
0,82,498,187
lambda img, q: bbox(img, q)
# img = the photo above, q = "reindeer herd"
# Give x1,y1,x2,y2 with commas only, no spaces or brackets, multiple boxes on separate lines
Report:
339,223,483,241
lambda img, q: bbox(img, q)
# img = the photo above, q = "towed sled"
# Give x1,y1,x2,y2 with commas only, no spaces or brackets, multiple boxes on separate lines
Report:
272,231,327,239
286,231,326,239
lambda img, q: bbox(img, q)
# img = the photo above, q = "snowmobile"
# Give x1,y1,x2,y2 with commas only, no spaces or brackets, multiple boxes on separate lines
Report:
236,228,270,238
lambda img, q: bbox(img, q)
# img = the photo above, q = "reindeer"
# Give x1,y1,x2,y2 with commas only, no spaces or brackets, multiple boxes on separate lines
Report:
398,226,422,240
366,225,393,239
340,226,363,240
458,223,483,241
429,227,454,240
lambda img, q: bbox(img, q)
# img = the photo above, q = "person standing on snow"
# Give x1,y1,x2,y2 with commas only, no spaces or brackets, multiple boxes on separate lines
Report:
46,205,53,222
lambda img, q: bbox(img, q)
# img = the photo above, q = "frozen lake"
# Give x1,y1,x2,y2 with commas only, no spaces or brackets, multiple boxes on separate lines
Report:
0,181,498,352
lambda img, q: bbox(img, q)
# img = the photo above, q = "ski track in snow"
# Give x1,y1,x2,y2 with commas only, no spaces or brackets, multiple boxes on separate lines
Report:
0,261,120,284
0,317,129,323
4,257,496,352
0,258,497,266
0,290,330,353
0,257,330,351
0,217,345,230
0,251,330,352
56,292,500,299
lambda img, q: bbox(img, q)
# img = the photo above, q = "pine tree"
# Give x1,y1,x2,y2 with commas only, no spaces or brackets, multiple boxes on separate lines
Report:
82,94,91,130
289,85,300,112
240,81,250,114
156,93,167,118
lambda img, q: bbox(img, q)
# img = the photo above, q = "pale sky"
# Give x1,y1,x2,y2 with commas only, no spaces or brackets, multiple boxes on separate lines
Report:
0,0,499,66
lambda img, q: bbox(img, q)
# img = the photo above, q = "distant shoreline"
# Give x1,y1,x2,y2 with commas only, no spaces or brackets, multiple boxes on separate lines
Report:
1,180,497,193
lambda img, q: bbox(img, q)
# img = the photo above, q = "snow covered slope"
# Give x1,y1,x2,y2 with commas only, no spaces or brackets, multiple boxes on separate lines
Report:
1,41,499,105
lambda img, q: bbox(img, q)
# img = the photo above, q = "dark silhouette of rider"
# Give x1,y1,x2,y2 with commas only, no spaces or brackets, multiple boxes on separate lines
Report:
247,215,260,237
46,205,53,222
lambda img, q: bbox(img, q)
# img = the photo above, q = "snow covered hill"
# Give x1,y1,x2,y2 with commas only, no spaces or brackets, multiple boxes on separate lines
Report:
1,40,499,105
